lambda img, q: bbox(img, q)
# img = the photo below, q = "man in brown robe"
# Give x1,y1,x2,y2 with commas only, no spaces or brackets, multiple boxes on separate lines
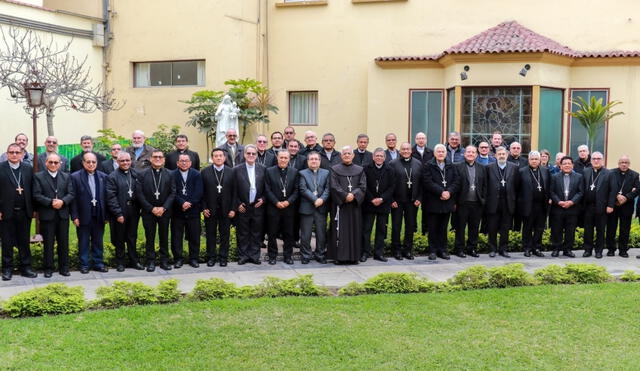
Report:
328,146,366,264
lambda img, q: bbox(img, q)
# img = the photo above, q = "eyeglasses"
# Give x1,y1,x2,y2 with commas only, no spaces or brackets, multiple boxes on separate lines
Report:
284,131,294,134
7,151,21,154
84,160,97,164
479,146,489,149
151,155,164,159
227,134,237,138
178,159,191,163
323,139,334,142
46,141,57,144
245,152,257,156
47,161,60,165
256,140,267,143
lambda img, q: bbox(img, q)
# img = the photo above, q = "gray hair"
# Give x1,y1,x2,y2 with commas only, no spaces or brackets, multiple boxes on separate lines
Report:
117,152,132,160
341,145,353,154
577,144,589,152
495,146,507,154
529,151,541,158
80,135,93,143
373,147,386,156
433,144,447,152
132,130,145,137
510,141,521,149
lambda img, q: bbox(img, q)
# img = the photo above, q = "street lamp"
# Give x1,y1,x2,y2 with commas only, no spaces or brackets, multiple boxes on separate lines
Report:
24,81,45,172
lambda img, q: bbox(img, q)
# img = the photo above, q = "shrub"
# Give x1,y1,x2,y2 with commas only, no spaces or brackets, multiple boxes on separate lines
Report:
619,270,640,282
488,263,536,288
564,263,612,284
252,275,330,298
534,265,574,285
2,284,85,317
449,265,492,290
190,278,239,300
156,279,181,303
338,282,367,296
363,273,427,294
93,281,158,309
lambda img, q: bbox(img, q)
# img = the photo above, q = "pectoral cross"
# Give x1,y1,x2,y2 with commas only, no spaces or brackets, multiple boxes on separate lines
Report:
442,180,447,187
590,184,595,191
407,180,412,188
537,185,542,192
500,179,506,187
313,190,318,196
217,184,222,194
348,184,353,192
127,189,133,198
619,191,623,195
282,188,287,197
16,186,23,195
91,199,97,207
564,189,569,199
182,188,187,195
470,185,476,191
154,191,160,200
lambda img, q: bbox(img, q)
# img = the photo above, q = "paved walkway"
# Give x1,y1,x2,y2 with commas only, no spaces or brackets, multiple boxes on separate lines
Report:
2,248,640,299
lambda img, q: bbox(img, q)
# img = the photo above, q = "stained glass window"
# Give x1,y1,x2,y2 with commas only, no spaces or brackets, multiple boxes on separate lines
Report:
461,87,532,153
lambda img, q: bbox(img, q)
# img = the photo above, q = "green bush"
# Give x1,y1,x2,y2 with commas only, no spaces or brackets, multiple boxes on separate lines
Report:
156,279,181,303
619,270,640,282
337,281,367,296
363,273,428,294
449,265,493,290
190,278,240,300
534,265,575,285
252,275,330,298
93,281,159,309
488,263,536,288
564,264,612,284
2,284,85,318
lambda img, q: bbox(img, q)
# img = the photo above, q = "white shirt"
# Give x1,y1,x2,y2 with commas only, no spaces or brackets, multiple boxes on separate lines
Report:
180,169,188,182
325,150,332,160
9,162,19,170
246,163,256,203
416,146,424,155
214,164,224,171
48,170,58,178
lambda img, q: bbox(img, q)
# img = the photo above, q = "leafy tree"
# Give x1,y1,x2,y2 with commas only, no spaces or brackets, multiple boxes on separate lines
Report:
182,90,224,151
149,124,181,154
568,96,623,151
93,128,127,155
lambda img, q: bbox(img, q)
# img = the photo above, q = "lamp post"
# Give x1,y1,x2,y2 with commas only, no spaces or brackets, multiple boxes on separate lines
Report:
24,81,45,172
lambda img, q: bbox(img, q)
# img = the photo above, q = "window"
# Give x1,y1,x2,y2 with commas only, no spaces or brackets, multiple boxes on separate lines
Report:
410,90,443,148
289,91,318,125
568,89,607,155
539,87,563,155
461,87,532,152
447,88,455,134
134,60,205,87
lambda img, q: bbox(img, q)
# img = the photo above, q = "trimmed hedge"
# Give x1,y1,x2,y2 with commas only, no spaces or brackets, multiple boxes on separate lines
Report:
91,279,181,309
2,283,85,318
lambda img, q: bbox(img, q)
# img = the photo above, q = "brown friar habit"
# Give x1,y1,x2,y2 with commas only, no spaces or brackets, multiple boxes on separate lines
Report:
328,162,367,262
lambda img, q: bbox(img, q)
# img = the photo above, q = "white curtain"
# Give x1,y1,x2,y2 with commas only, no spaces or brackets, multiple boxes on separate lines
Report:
289,92,318,125
197,61,206,86
135,63,150,87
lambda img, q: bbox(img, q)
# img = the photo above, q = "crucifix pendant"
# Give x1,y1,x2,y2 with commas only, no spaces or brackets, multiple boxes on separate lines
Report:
217,184,222,194
154,191,160,200
91,199,97,207
619,191,623,195
537,185,542,192
442,180,447,187
500,179,506,187
471,184,476,191
127,189,133,198
590,184,595,191
313,190,318,196
282,188,287,197
407,180,412,188
347,184,353,192
182,187,187,196
564,190,569,199
16,186,23,195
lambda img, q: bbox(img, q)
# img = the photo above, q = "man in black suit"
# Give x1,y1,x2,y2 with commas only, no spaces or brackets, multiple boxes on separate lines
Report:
70,135,107,173
220,128,244,168
105,152,144,272
606,156,639,258
33,153,75,277
299,152,331,264
287,139,307,171
268,131,285,156
384,133,399,163
550,156,584,257
171,153,203,268
101,143,121,175
454,145,486,258
70,152,109,273
0,143,37,280
283,126,304,150
38,136,69,172
573,145,591,176
412,132,434,235
202,148,235,267
581,152,614,258
137,149,176,271
353,134,373,167
299,130,323,157
518,151,551,257
423,144,459,260
256,134,276,167
233,144,265,265
265,150,299,265
362,148,394,262
485,147,519,258
389,142,422,260
165,134,201,171
319,133,341,170
507,142,528,168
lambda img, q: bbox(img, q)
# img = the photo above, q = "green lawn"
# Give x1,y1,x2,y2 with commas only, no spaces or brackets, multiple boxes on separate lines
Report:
1,283,639,370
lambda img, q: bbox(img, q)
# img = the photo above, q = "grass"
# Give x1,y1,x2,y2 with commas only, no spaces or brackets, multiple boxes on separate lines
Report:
1,283,639,370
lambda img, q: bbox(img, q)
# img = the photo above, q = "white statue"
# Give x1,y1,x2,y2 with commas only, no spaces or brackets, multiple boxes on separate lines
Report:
215,94,241,147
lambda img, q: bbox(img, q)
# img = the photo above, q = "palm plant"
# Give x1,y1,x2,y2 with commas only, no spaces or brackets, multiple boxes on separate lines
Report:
568,96,623,151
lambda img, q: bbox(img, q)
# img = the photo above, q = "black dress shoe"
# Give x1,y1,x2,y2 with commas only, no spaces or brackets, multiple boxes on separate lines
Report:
301,258,310,264
95,266,109,273
428,253,437,260
146,262,156,272
59,270,70,277
489,251,497,258
44,270,52,278
595,252,603,259
373,255,388,262
80,267,90,274
268,258,277,265
619,251,629,258
359,255,368,263
22,268,37,278
468,250,480,258
551,250,560,257
207,258,216,267
533,250,545,257
403,253,415,260
455,251,467,258
2,269,12,281
499,251,511,258
189,260,199,268
437,252,451,260
160,262,172,271
394,253,403,261
317,257,327,264
219,260,228,267
251,259,262,265
174,259,183,269
132,263,145,270
583,250,592,257
523,251,531,257
237,258,248,265
116,265,125,272
563,251,575,258
607,250,616,257
284,258,294,265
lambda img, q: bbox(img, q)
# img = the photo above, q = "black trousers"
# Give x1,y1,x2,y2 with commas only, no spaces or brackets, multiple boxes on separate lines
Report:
204,211,231,261
487,200,512,253
267,207,295,259
606,210,632,252
1,210,32,270
454,201,482,253
420,203,428,235
235,204,264,262
521,202,547,252
110,211,140,266
550,210,578,252
41,217,69,271
427,212,450,254
171,216,201,261
142,213,171,263
391,202,417,254
583,205,607,253
362,211,388,257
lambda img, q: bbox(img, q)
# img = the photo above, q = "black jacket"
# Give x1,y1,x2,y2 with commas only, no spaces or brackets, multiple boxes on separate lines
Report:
166,149,201,171
101,158,118,175
233,163,266,210
256,150,276,168
422,159,459,213
582,167,614,213
105,168,140,219
550,171,584,215
136,167,176,216
507,155,528,168
173,168,203,218
299,144,323,157
0,162,34,218
320,150,341,170
201,165,235,216
33,170,74,221
289,154,307,171
609,168,640,216
454,161,487,205
353,150,373,167
517,166,551,217
265,166,299,215
389,157,422,203
70,151,106,173
363,163,395,214
411,145,434,166
485,162,519,215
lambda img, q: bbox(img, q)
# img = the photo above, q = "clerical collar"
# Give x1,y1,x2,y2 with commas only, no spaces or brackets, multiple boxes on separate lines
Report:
466,161,475,167
246,163,255,169
563,173,571,176
153,168,162,173
48,170,58,178
87,171,95,176
120,169,129,174
479,154,489,159
311,168,319,173
357,149,365,154
416,145,424,151
325,149,333,154
375,164,383,169
498,162,507,169
593,168,600,173
530,167,538,171
214,164,224,171
180,169,189,175
402,157,411,162
437,161,445,169
9,162,20,170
